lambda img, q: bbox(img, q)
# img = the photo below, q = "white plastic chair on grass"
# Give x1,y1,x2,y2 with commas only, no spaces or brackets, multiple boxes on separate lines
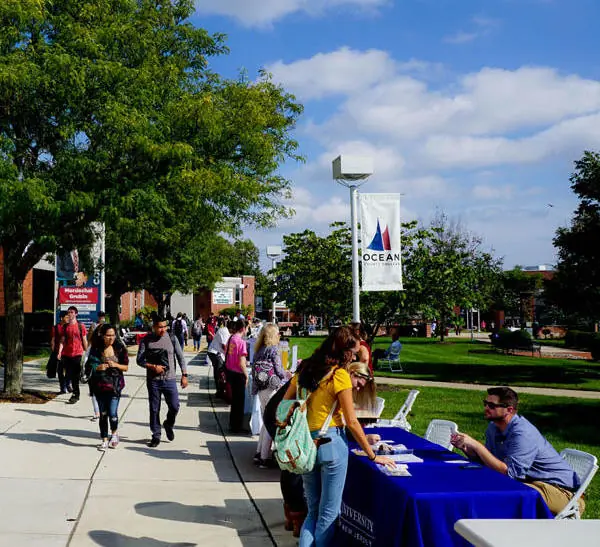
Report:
424,419,458,451
376,390,420,431
555,449,598,520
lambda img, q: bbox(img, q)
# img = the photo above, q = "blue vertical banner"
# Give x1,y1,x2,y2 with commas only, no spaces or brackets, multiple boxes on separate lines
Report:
55,223,105,328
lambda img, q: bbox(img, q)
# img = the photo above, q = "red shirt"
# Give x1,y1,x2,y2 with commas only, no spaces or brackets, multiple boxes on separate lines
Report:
61,322,87,358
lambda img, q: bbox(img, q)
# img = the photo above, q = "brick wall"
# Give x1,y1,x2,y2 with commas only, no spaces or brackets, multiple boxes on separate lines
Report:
0,247,35,316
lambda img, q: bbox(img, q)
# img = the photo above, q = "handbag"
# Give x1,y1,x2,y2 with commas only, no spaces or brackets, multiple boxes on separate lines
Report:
274,368,338,475
46,353,58,379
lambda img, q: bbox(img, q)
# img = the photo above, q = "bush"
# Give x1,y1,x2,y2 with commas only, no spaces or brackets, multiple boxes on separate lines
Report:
591,334,600,361
510,329,532,347
564,330,596,349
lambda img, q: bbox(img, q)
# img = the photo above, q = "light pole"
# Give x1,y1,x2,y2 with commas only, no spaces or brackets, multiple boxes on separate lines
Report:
332,155,374,323
266,245,282,325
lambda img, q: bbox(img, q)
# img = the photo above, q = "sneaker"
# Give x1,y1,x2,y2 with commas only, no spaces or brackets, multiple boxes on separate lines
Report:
163,421,174,441
98,440,109,451
66,385,73,393
253,452,261,464
90,415,99,422
109,434,119,449
258,459,268,469
147,438,161,448
67,396,79,404
59,389,67,394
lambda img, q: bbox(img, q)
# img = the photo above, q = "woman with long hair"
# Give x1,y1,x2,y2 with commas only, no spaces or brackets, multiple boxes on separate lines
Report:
252,323,289,468
86,323,128,451
282,326,395,546
346,361,377,416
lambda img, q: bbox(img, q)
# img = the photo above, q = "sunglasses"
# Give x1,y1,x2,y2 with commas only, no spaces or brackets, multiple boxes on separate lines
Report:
483,400,509,409
354,372,373,382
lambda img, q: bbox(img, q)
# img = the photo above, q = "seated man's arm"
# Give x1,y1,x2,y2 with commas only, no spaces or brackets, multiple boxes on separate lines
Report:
501,431,538,480
451,433,508,475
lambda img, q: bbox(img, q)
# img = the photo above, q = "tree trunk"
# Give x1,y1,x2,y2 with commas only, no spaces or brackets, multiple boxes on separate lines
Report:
106,293,121,329
439,318,446,342
2,263,25,395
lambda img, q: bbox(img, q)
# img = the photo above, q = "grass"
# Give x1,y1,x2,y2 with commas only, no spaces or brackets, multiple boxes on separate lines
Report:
289,336,600,391
25,347,50,363
376,384,600,519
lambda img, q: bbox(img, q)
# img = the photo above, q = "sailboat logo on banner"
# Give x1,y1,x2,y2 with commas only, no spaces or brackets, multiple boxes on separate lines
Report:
367,219,392,251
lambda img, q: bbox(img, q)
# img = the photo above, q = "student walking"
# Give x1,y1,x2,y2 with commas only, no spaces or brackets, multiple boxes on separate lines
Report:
86,324,128,450
191,315,204,351
57,306,88,404
50,311,70,393
137,315,188,447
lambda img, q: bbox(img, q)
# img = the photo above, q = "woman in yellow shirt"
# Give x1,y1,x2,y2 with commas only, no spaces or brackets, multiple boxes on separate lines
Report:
283,326,395,547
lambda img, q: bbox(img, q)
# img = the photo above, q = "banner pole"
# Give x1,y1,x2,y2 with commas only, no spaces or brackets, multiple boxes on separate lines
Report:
350,185,360,323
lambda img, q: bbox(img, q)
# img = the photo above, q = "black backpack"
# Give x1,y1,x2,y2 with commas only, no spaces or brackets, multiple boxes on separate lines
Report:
173,319,183,336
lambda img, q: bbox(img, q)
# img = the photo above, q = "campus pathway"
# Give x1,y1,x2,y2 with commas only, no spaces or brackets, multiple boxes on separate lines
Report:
375,376,600,400
0,353,294,547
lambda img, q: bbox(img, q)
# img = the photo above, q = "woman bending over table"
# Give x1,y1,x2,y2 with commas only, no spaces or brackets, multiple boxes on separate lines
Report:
283,326,395,547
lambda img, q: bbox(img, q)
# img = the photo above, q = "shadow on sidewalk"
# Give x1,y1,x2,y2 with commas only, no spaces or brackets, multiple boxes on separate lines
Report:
15,408,87,420
88,530,195,546
2,431,92,447
125,445,213,462
135,499,275,540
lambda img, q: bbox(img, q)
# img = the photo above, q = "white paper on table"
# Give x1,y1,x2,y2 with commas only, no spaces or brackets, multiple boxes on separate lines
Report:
378,464,411,477
444,460,468,464
389,454,424,463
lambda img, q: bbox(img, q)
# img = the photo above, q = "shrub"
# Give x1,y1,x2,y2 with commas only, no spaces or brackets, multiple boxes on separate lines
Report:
564,330,596,349
590,334,600,361
510,329,532,347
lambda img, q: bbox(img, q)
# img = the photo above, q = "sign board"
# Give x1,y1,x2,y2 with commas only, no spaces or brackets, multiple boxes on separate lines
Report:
359,193,403,292
213,287,234,305
55,222,105,327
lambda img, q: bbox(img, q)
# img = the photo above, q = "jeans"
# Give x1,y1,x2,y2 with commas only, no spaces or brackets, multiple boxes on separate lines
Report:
57,356,70,391
147,378,180,440
193,334,202,351
96,393,120,439
208,353,225,395
62,355,83,397
226,369,246,432
300,428,348,547
175,334,185,350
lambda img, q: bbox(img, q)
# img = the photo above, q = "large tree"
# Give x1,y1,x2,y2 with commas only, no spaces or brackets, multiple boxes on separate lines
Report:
408,213,503,341
274,223,353,324
546,151,600,328
492,267,543,324
0,0,301,394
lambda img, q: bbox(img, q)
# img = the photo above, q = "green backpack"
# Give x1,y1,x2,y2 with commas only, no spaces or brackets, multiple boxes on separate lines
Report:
274,369,338,474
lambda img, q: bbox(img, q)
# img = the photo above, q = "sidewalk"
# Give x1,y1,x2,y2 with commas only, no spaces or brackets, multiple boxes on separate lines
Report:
0,354,295,547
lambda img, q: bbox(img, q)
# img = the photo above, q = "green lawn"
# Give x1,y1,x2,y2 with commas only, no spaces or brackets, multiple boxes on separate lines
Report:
290,336,600,391
376,384,600,519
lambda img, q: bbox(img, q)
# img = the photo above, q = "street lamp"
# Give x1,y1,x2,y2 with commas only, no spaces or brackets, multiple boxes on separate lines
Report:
266,245,282,325
332,155,374,323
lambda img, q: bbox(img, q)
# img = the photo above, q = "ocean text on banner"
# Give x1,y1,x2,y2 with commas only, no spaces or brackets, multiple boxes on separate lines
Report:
359,193,403,292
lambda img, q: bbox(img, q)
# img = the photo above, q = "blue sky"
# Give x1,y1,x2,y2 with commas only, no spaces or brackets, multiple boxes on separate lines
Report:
190,0,600,269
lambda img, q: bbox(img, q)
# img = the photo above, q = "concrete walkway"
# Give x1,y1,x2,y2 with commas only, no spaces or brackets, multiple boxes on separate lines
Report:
375,376,600,400
0,354,294,547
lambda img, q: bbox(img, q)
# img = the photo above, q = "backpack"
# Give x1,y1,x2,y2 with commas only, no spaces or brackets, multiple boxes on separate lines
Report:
252,347,281,391
274,369,338,475
173,319,183,336
192,320,203,337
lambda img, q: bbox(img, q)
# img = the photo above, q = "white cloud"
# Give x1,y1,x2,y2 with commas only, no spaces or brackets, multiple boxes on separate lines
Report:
472,184,514,200
273,48,600,167
195,0,388,27
267,48,396,100
444,15,500,45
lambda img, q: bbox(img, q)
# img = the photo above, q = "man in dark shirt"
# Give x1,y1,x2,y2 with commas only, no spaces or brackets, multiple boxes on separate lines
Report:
137,315,188,447
451,386,583,515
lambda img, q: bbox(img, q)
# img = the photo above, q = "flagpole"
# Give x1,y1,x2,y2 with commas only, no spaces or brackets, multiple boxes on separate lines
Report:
350,185,360,323
332,155,374,324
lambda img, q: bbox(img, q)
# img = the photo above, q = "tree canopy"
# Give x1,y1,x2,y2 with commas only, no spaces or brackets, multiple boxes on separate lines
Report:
547,151,600,326
0,0,302,394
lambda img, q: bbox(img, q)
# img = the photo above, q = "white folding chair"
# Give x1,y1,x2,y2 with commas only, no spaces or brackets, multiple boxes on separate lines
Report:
376,390,419,431
424,419,458,451
378,356,402,372
555,448,598,520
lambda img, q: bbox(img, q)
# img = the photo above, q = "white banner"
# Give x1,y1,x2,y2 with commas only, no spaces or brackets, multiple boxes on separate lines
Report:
359,193,403,292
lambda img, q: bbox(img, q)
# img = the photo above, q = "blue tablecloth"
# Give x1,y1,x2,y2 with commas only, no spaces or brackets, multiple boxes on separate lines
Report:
338,427,552,547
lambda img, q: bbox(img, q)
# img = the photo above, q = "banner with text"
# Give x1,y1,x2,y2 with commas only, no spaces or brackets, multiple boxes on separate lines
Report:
359,193,403,292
